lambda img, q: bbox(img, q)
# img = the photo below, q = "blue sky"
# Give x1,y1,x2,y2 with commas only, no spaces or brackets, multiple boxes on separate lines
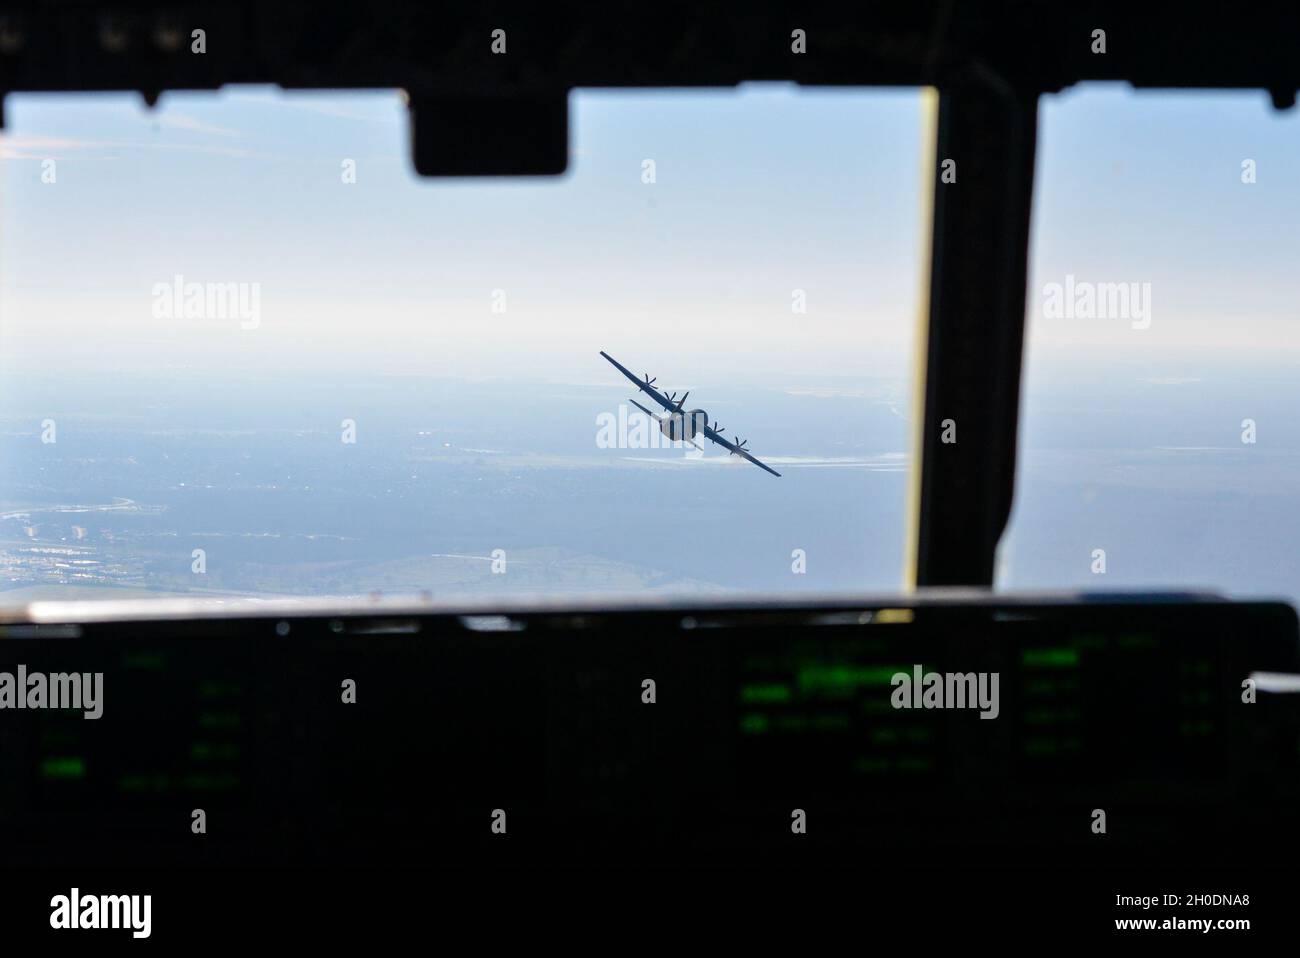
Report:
1028,84,1300,356
1,84,923,386
8,80,1296,386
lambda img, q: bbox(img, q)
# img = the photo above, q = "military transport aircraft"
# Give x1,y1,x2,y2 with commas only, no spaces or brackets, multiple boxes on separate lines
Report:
599,350,782,477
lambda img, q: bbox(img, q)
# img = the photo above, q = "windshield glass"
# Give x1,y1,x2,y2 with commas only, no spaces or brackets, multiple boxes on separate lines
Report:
1000,85,1300,607
0,85,922,606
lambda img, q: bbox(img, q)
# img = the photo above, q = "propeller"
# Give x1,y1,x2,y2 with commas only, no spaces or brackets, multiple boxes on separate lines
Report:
643,374,656,386
710,421,725,435
675,390,689,410
666,391,678,403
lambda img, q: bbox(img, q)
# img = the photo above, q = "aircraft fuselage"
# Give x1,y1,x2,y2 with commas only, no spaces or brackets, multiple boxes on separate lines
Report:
660,409,708,441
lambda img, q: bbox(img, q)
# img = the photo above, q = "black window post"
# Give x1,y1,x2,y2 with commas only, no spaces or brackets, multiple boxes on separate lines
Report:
912,79,1039,587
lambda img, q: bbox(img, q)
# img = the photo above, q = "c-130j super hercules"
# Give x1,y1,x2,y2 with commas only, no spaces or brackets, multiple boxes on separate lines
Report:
600,351,781,477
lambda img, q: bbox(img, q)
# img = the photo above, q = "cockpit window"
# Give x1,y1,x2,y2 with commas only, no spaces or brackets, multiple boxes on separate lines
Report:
0,85,923,604
1000,85,1300,606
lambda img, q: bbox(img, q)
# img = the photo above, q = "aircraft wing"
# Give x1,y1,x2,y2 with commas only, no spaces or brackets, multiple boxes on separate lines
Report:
600,351,676,413
702,423,782,477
